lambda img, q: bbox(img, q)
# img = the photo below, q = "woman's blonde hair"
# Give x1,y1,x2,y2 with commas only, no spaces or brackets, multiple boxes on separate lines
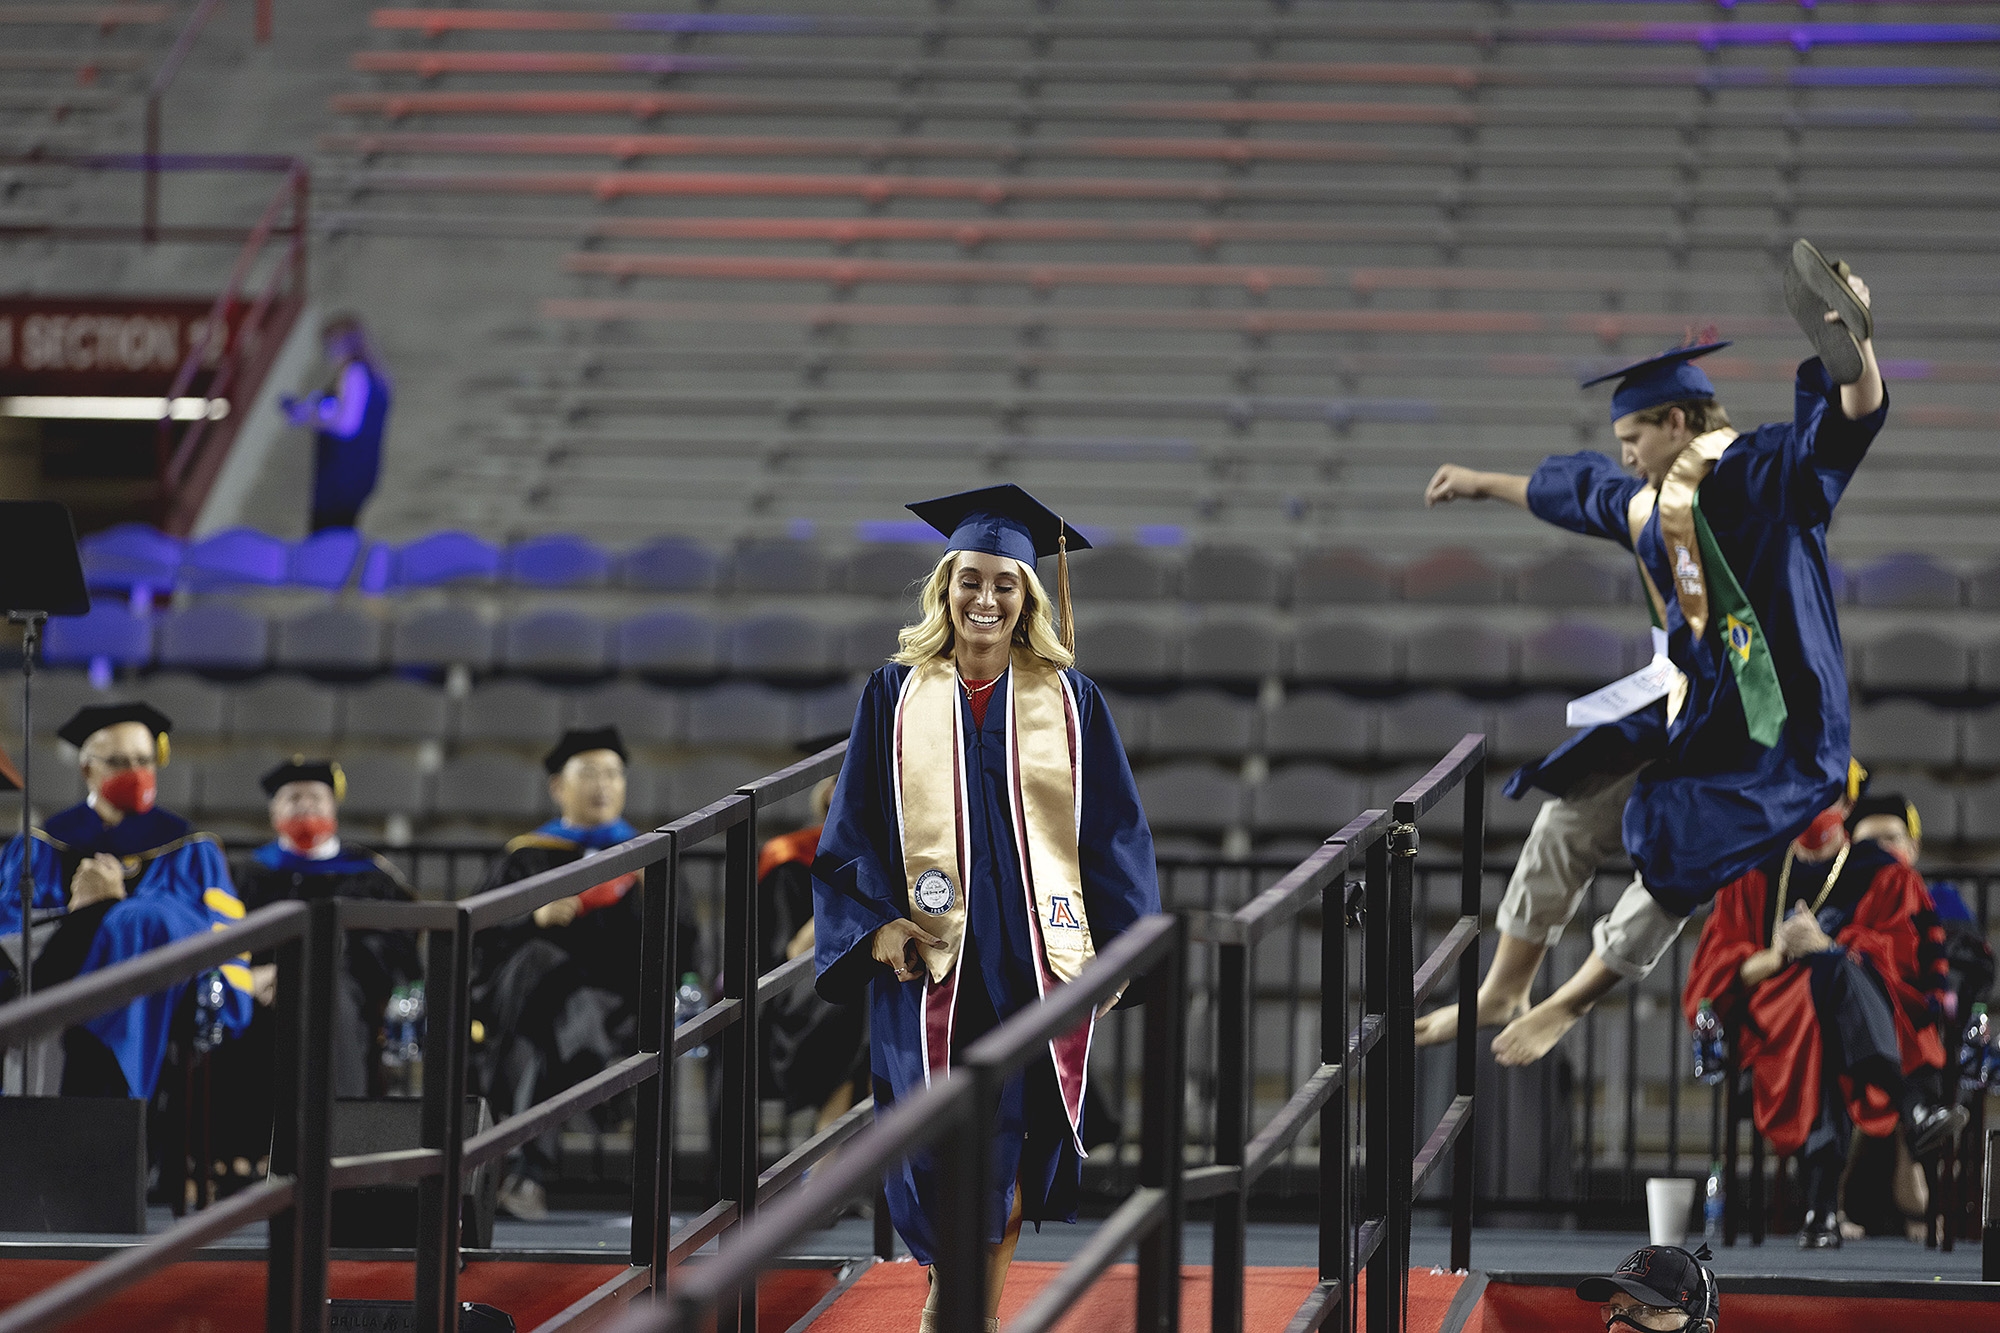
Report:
891,552,1075,670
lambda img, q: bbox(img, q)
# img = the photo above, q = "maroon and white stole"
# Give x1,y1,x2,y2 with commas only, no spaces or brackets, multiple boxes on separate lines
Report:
893,648,1097,1152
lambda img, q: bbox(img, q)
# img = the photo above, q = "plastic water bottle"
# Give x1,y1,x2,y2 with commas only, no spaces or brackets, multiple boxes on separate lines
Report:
191,969,228,1056
676,972,708,1059
1960,1003,1992,1094
1703,1161,1725,1240
1691,999,1726,1087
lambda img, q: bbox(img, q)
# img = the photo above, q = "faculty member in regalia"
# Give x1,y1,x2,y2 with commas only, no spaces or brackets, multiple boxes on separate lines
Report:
0,703,253,1100
811,486,1160,1331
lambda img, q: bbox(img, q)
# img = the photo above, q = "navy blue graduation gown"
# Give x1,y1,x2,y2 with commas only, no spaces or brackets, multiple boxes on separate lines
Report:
812,662,1159,1265
0,804,254,1098
1512,358,1888,911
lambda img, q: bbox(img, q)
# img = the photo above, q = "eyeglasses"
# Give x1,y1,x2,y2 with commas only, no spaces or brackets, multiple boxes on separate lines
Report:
83,753,156,773
1600,1305,1689,1331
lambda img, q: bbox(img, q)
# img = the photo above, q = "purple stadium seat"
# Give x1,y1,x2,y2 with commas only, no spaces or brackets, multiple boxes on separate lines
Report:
41,601,153,669
289,528,364,590
501,609,611,674
505,533,612,589
155,602,269,671
394,531,500,588
181,528,290,590
1402,548,1505,605
617,610,721,674
1519,621,1624,686
273,606,386,671
620,537,722,593
77,524,181,595
1850,553,1962,609
357,542,395,596
390,605,497,671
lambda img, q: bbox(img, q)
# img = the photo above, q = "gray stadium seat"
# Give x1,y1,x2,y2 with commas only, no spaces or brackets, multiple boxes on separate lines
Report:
156,602,269,671
839,611,908,673
230,677,341,741
335,752,430,820
1519,621,1623,687
1850,554,1961,609
391,605,497,671
620,537,723,593
1402,549,1505,605
1977,638,2000,691
1404,623,1513,685
668,754,769,819
570,681,684,745
9,671,100,737
1182,614,1286,681
1893,774,1961,844
618,763,665,828
1964,707,2000,768
1182,545,1285,605
433,753,547,822
727,614,834,675
1379,692,1490,761
1149,689,1257,758
1290,618,1398,683
22,743,83,806
340,678,451,743
1067,546,1177,602
502,609,611,675
843,542,940,600
1097,691,1154,757
1293,549,1395,605
1073,615,1178,681
1262,692,1373,762
1963,779,2000,845
459,680,571,746
799,680,864,747
1516,553,1623,607
684,682,798,748
127,674,227,739
732,538,828,594
273,606,385,671
1488,776,1549,838
1250,764,1366,836
1855,631,1970,691
1970,562,2000,611
617,611,721,675
1490,694,1573,764
1135,761,1244,834
196,751,273,817
1850,700,1959,767
154,755,197,814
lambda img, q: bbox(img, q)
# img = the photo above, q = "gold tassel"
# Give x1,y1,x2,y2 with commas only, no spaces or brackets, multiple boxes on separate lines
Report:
1056,531,1075,655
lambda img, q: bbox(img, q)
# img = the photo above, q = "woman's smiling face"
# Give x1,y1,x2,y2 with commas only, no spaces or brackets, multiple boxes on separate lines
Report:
949,551,1024,658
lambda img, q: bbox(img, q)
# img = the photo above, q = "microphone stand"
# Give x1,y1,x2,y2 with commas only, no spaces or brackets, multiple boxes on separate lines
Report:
9,611,45,1095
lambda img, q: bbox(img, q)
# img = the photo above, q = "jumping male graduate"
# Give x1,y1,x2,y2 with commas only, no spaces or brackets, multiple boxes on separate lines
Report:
0,704,253,1098
1421,244,1887,1065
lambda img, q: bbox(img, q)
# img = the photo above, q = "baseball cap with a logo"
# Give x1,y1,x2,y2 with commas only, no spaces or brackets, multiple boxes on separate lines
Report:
1575,1244,1718,1323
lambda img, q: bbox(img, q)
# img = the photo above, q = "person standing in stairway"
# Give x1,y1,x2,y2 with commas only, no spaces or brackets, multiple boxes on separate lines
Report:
811,486,1160,1333
280,313,392,533
1415,243,1888,1068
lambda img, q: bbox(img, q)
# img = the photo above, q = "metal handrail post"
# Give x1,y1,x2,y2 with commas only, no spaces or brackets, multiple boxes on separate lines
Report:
1362,835,1391,1333
1319,873,1350,1291
1451,759,1485,1271
414,906,472,1332
1209,932,1249,1333
632,845,678,1278
1984,1128,2000,1281
717,797,759,1333
264,909,310,1329
1383,820,1418,1327
1137,914,1188,1333
938,1065,995,1331
294,897,339,1333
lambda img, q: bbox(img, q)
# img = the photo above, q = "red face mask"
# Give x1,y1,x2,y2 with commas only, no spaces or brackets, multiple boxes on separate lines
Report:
98,768,157,815
1797,806,1848,855
278,815,337,852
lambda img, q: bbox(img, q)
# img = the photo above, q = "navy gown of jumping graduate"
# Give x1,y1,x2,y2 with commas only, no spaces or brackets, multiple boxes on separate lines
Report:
1509,351,1889,911
0,803,254,1099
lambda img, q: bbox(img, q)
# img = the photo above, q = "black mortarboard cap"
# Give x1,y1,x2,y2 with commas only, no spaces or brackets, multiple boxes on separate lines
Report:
905,484,1092,566
57,702,172,750
1581,340,1731,422
543,726,628,775
261,756,347,800
1847,791,1920,841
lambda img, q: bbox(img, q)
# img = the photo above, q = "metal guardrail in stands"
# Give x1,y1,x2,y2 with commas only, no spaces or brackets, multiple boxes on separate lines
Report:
142,0,272,239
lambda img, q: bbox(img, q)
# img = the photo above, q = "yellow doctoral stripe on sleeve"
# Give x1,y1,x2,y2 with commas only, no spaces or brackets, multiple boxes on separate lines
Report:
220,961,256,992
203,887,247,919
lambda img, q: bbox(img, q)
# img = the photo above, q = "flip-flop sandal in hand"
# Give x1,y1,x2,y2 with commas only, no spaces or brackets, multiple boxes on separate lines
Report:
1784,238,1872,385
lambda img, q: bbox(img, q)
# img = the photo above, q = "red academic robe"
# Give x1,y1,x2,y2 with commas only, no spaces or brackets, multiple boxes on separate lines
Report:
1682,840,1948,1156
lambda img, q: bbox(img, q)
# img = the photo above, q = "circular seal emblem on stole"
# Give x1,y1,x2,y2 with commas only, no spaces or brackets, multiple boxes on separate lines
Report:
912,869,955,915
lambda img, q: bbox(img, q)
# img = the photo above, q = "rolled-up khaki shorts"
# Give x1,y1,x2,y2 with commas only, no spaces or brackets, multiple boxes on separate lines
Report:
1494,767,1686,981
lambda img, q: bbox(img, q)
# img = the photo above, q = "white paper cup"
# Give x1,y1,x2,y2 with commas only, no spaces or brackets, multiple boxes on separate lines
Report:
1645,1177,1697,1248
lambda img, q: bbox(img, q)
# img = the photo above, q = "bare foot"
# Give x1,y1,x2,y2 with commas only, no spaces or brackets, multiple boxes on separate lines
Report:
1414,989,1529,1047
1490,998,1583,1067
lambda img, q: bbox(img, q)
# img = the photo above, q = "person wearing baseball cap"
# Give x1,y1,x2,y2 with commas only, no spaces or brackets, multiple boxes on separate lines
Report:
1576,1244,1719,1333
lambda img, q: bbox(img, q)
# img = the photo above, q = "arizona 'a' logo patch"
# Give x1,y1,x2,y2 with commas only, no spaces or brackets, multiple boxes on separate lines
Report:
1617,1249,1655,1277
1724,614,1753,663
1046,895,1082,929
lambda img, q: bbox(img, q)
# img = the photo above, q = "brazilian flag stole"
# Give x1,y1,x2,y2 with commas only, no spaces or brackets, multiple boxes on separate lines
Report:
892,648,1095,1152
1627,429,1789,748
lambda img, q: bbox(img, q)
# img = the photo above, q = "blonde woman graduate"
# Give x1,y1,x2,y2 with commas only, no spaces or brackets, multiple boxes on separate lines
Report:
811,485,1160,1331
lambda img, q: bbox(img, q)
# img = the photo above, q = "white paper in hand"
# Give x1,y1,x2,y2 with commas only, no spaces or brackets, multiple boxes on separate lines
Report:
1566,628,1678,728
